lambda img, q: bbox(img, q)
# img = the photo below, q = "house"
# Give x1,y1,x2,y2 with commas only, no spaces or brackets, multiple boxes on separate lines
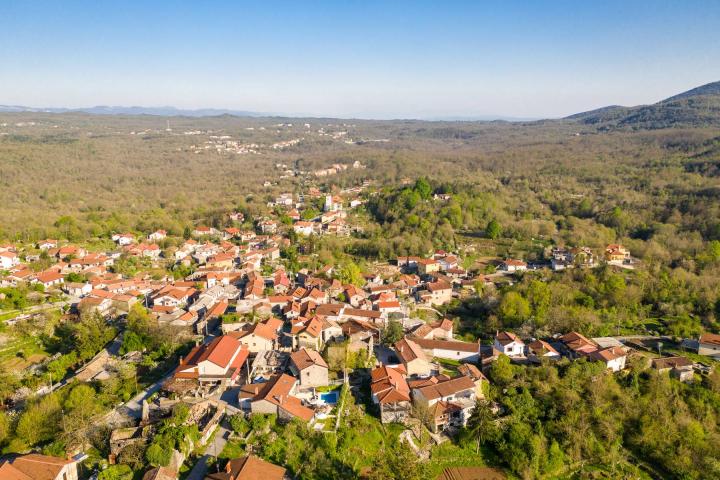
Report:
588,346,627,372
395,337,432,377
417,258,441,275
410,337,481,363
78,296,114,315
321,318,343,344
340,320,377,353
193,226,217,236
37,239,58,250
173,335,250,387
559,331,598,357
411,375,477,432
422,280,453,305
370,365,412,424
63,282,92,297
375,300,402,315
493,332,525,357
500,259,527,273
287,209,301,221
457,363,488,399
248,373,315,422
551,246,595,270
289,348,329,388
651,356,694,382
231,322,279,353
222,227,241,240
33,270,65,289
0,453,81,480
342,284,365,307
605,244,630,263
142,466,177,480
526,339,560,361
698,333,720,357
293,221,316,236
148,230,167,242
288,317,323,351
0,251,20,269
112,233,135,246
412,318,454,341
206,456,287,480
258,220,278,234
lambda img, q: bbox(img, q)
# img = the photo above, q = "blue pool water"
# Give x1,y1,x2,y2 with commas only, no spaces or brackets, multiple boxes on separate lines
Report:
320,391,339,404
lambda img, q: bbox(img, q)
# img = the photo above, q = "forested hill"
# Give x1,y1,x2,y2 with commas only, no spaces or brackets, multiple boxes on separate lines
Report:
567,80,720,129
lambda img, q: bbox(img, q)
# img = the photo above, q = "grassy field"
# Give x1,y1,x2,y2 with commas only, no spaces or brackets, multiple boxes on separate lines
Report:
0,332,49,370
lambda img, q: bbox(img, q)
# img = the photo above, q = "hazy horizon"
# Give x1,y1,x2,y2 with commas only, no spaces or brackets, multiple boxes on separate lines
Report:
2,1,719,119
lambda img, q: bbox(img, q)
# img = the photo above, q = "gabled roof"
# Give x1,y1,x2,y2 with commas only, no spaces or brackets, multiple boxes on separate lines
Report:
300,317,323,338
5,454,73,480
290,348,328,371
457,363,487,382
395,337,428,364
251,374,314,421
0,463,32,480
410,336,480,353
700,333,720,346
494,331,523,346
415,375,476,401
232,322,279,342
181,335,247,372
651,356,693,370
35,271,63,284
427,280,452,292
206,455,286,480
560,331,597,354
527,339,559,355
370,366,411,404
588,346,626,363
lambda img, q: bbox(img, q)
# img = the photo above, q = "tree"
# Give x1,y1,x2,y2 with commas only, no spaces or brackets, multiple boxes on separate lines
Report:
367,438,426,480
413,177,432,200
229,414,250,436
527,280,551,323
336,261,364,286
0,411,9,446
382,319,404,345
16,394,62,446
98,465,133,480
498,291,531,325
62,384,105,450
489,354,515,386
465,399,497,453
486,219,502,239
74,308,116,360
145,442,172,467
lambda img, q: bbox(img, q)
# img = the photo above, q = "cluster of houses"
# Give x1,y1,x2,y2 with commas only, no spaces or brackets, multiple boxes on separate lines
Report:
1,188,717,480
497,243,632,273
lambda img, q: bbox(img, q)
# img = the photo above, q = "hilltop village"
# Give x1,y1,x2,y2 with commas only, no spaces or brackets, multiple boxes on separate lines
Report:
1,177,718,480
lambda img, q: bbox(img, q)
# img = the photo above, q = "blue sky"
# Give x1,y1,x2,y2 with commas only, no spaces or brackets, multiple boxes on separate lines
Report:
1,1,719,119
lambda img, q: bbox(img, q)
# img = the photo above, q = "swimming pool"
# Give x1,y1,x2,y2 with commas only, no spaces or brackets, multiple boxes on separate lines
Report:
319,391,339,405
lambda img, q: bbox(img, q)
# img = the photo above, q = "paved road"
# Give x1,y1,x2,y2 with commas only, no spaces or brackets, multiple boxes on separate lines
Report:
185,421,231,480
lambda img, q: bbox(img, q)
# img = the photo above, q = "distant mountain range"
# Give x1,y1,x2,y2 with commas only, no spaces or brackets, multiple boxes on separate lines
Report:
566,80,720,129
0,105,265,117
2,80,719,128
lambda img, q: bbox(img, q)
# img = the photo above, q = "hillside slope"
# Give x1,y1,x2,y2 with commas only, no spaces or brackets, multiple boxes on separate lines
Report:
569,81,720,129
